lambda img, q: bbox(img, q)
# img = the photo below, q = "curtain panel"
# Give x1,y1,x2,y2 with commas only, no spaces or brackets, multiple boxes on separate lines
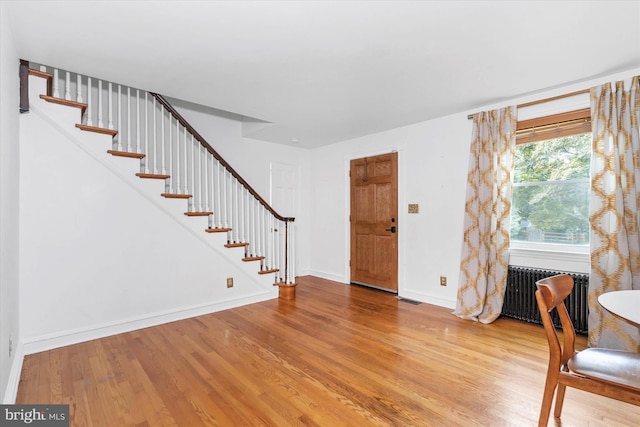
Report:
589,76,640,351
454,107,517,324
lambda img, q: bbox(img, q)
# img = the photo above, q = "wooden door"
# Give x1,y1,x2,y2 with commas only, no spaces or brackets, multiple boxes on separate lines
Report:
350,152,398,292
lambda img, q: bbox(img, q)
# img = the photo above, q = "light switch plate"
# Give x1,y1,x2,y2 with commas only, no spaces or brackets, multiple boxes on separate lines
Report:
408,204,419,214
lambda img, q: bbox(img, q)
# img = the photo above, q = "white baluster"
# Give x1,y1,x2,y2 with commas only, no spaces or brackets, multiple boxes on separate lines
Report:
215,161,222,228
153,98,158,174
64,72,71,101
174,118,180,194
136,90,140,153
203,146,209,213
126,87,131,152
244,190,250,249
107,83,114,130
52,69,60,98
251,198,256,256
85,77,93,126
117,85,122,150
76,74,83,103
168,116,173,193
144,93,149,173
189,135,196,212
97,80,104,128
161,109,166,177
234,179,240,243
223,169,228,229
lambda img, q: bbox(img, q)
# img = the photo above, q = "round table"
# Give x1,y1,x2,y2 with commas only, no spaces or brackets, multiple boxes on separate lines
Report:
598,290,640,328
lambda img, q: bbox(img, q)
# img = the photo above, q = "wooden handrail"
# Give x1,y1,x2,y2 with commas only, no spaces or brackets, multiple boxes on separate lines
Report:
150,92,294,223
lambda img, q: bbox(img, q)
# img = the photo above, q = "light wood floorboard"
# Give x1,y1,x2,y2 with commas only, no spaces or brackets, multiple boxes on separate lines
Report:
16,276,640,426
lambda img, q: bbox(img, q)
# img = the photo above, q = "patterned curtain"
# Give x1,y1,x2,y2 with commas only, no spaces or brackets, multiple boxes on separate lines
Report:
454,107,517,323
589,76,640,351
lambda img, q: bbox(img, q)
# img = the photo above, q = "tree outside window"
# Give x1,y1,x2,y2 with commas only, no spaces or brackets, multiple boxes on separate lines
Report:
510,133,590,246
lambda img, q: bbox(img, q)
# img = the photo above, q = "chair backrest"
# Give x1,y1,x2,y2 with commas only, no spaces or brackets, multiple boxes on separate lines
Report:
535,274,577,367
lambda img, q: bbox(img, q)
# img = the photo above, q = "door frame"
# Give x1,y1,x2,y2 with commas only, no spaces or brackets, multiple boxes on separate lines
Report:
344,148,405,294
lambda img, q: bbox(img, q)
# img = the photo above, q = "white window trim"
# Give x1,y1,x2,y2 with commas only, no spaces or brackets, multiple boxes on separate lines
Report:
509,94,591,274
509,242,589,273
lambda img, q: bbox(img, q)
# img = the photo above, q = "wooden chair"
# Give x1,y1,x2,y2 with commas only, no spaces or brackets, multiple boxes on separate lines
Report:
535,274,640,426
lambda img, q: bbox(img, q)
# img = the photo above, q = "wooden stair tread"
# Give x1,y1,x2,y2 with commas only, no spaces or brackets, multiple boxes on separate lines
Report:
29,69,53,79
107,150,145,159
225,242,249,248
41,95,87,114
243,256,265,262
76,124,118,136
205,228,232,233
184,212,213,216
161,193,192,199
259,269,279,275
136,173,170,179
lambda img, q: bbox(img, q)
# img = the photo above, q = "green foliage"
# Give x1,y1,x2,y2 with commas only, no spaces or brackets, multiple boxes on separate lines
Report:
511,133,590,245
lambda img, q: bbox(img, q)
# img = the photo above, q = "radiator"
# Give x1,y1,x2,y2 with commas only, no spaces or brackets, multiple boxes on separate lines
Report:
502,266,589,335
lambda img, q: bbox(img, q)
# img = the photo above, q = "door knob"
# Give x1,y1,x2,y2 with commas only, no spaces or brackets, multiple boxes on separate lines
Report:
385,226,397,233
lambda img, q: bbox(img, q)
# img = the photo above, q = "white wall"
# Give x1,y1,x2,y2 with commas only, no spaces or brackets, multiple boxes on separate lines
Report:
0,2,21,403
308,67,640,308
309,114,470,307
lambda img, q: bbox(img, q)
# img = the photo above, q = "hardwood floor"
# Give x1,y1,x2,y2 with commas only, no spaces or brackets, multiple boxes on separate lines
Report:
17,276,640,426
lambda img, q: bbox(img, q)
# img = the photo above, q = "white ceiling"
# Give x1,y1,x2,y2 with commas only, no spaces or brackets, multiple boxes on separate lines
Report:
6,1,640,148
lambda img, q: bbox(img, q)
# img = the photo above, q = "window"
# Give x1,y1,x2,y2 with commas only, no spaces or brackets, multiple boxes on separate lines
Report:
510,110,591,249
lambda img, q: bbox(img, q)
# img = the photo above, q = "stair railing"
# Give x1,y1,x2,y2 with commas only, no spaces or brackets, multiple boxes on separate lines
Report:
24,62,296,285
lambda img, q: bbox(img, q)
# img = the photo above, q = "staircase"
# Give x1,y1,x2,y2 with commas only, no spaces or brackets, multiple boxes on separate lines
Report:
20,60,297,298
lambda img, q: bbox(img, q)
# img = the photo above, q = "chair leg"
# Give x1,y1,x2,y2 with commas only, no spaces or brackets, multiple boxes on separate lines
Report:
538,375,558,427
553,384,567,418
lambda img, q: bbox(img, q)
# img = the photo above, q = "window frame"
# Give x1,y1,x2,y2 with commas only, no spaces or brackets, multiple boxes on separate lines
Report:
509,107,592,272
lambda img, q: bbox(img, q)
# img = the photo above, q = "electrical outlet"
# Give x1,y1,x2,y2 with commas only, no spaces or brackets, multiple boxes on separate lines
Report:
226,277,234,288
9,334,13,357
440,276,447,286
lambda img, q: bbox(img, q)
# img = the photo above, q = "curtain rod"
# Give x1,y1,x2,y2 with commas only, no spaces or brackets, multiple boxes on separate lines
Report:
466,89,590,120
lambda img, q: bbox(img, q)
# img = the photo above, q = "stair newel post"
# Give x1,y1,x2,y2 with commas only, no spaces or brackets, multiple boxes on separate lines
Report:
116,85,123,151
64,71,71,101
107,83,114,130
97,80,104,128
285,221,291,284
86,77,93,126
76,74,83,103
52,68,60,98
275,219,281,280
289,220,296,284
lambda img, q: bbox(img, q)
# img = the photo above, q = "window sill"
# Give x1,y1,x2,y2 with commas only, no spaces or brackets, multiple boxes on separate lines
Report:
509,245,589,274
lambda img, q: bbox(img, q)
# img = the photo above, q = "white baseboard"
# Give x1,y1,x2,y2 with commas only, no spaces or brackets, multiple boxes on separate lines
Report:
22,291,275,356
3,342,24,404
307,270,347,284
399,290,456,309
